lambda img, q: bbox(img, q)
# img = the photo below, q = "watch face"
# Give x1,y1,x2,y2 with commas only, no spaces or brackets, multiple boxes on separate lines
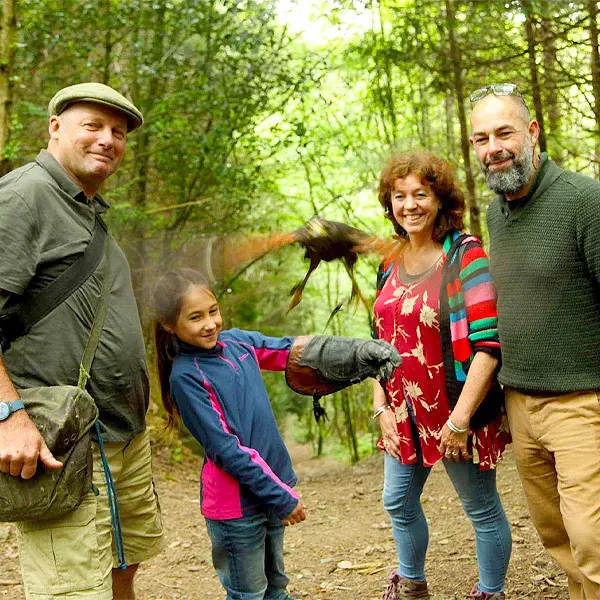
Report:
0,402,9,421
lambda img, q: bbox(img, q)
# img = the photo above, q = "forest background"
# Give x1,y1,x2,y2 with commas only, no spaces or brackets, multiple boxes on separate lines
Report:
1,0,598,463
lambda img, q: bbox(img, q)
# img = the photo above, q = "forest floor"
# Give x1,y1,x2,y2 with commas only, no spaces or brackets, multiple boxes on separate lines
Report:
0,441,569,600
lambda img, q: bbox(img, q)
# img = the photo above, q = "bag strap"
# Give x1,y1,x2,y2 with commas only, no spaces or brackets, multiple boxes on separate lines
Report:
75,233,126,569
77,230,111,391
17,215,108,337
445,232,470,269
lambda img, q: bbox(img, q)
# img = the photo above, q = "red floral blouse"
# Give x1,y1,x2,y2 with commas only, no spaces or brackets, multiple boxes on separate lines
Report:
373,258,509,470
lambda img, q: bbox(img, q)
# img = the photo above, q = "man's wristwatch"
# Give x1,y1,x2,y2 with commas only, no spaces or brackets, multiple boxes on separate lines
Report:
0,399,25,421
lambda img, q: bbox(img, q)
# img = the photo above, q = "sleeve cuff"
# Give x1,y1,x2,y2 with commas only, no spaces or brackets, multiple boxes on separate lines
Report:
473,346,502,361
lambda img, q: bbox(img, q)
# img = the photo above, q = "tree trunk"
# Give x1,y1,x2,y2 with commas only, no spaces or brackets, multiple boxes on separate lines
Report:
523,0,547,153
444,0,480,237
129,1,166,320
102,0,112,85
326,265,360,462
420,81,430,145
373,0,397,147
540,0,560,163
0,0,16,177
445,93,455,159
340,388,360,464
588,0,600,176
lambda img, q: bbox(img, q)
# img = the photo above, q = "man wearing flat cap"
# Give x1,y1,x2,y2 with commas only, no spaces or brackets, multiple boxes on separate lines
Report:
0,83,164,599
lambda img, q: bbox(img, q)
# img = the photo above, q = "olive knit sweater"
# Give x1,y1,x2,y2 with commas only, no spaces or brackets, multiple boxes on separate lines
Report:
487,153,600,393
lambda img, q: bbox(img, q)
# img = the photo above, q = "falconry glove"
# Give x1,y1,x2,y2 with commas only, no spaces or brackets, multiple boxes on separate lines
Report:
285,335,401,421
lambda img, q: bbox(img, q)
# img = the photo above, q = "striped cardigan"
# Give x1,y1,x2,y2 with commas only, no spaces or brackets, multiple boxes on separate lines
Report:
376,230,501,414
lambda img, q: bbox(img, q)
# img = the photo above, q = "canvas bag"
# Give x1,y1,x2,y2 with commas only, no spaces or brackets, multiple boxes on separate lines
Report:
0,217,110,521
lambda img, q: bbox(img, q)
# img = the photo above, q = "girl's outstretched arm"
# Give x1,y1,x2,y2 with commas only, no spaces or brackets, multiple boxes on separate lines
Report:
219,329,294,372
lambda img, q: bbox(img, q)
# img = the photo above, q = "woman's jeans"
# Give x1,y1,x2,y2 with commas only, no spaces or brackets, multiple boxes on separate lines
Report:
206,509,294,600
383,453,512,594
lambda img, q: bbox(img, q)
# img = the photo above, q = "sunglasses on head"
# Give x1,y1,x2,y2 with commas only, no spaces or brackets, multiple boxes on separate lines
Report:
469,83,524,104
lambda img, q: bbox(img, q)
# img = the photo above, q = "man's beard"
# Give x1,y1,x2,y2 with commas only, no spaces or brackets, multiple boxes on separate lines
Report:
481,139,534,195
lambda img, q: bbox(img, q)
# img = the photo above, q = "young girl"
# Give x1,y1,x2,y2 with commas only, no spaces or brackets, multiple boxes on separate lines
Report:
153,269,402,599
153,269,305,600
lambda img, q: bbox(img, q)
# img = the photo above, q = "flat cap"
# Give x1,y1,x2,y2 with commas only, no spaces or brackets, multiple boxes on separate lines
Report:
48,82,143,131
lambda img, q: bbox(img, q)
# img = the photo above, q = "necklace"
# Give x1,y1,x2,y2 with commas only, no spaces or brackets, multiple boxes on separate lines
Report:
402,247,443,276
399,256,442,284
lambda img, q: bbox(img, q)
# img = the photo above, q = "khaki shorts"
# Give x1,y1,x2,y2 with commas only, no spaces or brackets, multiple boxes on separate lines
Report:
16,428,165,599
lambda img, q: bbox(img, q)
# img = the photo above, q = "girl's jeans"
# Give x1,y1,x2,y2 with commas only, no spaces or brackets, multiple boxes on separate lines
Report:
205,509,294,600
383,452,512,594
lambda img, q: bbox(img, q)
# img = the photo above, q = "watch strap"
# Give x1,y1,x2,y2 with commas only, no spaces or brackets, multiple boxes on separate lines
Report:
7,399,24,413
0,398,24,420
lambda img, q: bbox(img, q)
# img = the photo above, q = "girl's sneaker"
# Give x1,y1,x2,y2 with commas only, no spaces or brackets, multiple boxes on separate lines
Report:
467,584,505,599
381,570,430,599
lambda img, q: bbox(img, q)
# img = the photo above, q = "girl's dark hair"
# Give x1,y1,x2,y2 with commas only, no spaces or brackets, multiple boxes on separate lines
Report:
378,150,466,241
152,269,214,430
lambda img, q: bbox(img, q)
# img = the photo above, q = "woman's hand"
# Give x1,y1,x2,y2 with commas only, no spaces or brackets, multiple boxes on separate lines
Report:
435,353,499,462
373,379,401,460
436,421,470,461
378,407,402,460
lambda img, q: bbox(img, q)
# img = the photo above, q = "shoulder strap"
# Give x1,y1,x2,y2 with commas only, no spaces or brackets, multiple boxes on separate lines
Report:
78,231,111,390
376,261,394,294
439,233,473,399
17,215,108,337
445,233,470,269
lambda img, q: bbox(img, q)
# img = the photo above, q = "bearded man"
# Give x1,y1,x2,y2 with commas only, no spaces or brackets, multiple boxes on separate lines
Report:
469,83,600,600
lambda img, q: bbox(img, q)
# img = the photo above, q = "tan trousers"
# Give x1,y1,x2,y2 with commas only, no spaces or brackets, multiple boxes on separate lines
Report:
17,429,164,599
505,388,600,600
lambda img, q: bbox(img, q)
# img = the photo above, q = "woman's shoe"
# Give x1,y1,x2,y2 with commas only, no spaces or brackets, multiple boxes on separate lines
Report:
381,570,430,599
467,584,505,599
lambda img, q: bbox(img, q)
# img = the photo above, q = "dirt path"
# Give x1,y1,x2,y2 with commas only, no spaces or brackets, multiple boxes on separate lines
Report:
0,443,568,600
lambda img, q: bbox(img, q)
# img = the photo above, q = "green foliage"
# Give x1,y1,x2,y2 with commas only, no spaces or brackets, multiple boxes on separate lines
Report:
328,430,380,463
7,0,600,460
170,442,184,463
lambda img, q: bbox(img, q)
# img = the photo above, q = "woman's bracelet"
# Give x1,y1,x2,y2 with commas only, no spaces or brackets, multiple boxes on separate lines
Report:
446,417,469,434
372,405,391,420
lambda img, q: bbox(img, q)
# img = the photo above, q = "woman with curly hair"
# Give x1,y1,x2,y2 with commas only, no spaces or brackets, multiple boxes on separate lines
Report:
373,150,512,600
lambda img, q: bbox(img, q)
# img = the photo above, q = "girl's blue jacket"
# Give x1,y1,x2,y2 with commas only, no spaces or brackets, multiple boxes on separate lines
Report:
170,328,300,521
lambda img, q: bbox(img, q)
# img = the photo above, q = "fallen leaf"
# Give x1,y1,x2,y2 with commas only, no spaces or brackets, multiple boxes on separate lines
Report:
368,566,389,575
371,522,391,530
336,560,382,571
